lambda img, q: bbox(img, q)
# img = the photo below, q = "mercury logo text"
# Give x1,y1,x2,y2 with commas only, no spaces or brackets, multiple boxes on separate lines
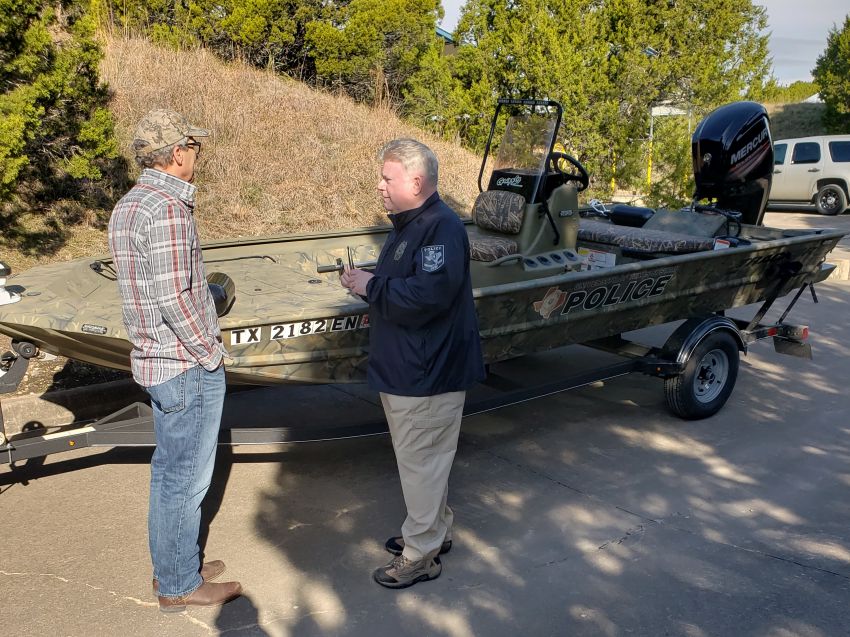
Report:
731,129,768,164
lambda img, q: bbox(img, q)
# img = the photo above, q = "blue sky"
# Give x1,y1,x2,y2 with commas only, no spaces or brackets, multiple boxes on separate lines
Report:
438,0,849,85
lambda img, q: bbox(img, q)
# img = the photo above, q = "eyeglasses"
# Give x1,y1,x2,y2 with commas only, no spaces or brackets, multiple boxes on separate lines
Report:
185,140,202,156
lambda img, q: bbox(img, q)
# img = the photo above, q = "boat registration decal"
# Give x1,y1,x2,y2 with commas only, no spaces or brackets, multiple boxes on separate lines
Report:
81,323,108,335
229,314,369,346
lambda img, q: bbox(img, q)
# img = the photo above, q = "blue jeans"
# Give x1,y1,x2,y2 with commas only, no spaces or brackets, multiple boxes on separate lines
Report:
145,364,225,597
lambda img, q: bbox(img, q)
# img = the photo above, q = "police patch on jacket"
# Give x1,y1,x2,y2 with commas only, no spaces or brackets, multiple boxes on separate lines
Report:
421,245,445,272
394,240,407,261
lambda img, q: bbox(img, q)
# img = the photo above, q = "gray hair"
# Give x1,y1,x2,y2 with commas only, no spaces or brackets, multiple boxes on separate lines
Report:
132,139,188,169
378,138,438,187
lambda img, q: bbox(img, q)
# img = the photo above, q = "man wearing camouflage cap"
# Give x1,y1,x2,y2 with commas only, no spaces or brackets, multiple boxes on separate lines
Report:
108,109,242,612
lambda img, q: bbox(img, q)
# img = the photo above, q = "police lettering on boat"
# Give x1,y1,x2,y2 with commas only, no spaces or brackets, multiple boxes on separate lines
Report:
532,270,675,319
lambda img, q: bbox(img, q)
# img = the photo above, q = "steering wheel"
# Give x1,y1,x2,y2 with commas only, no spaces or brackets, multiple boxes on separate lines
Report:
548,152,589,192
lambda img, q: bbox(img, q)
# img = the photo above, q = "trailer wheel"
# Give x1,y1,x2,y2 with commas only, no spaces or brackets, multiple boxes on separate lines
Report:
665,331,739,420
13,341,38,359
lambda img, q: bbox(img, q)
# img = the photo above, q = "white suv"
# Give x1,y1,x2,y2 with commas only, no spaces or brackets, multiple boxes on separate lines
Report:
769,135,850,215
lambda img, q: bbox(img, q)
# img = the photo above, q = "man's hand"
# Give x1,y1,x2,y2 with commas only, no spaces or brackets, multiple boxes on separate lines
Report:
340,266,374,297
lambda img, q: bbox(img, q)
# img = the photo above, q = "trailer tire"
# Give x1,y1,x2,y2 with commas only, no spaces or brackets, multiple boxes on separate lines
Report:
664,331,739,420
13,341,37,359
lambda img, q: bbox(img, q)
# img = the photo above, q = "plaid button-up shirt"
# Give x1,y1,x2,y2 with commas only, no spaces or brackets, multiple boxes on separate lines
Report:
108,169,225,387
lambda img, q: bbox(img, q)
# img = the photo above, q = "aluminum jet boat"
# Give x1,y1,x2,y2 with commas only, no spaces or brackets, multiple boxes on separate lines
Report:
0,100,845,428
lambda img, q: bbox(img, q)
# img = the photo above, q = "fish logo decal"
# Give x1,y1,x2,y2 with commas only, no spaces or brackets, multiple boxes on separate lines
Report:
421,245,445,272
533,287,567,318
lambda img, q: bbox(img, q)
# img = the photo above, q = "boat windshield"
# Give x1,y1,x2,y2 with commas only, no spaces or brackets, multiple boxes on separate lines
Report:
491,111,558,176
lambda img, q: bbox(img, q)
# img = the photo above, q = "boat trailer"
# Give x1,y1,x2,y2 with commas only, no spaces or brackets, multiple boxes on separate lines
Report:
0,275,823,467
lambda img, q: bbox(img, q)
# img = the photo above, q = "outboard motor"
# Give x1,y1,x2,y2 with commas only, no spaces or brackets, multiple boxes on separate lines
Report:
691,101,773,226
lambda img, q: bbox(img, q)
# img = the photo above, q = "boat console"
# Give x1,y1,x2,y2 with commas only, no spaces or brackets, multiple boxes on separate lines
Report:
466,98,779,282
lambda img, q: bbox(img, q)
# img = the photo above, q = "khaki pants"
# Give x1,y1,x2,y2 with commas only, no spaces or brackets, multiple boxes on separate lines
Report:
380,391,465,561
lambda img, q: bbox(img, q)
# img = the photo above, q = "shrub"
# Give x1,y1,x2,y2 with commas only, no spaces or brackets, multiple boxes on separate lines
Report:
0,1,122,212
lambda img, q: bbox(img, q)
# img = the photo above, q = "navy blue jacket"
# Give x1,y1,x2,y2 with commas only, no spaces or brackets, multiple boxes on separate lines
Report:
365,192,485,396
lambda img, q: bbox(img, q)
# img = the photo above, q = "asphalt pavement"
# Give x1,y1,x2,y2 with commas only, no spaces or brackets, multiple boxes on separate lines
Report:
1,211,849,636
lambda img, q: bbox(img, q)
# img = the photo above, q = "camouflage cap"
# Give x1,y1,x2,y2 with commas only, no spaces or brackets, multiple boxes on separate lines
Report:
132,109,210,155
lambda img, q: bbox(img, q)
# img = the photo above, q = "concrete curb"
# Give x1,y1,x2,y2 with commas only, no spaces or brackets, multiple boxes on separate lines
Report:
1,378,147,438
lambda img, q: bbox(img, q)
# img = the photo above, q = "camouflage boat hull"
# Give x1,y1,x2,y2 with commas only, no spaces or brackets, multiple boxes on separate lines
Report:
0,223,843,385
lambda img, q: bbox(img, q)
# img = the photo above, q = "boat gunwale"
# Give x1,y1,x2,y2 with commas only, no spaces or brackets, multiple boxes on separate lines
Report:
471,228,845,298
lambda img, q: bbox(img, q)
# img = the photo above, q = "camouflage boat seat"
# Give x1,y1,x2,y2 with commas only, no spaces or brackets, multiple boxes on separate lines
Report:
468,190,527,262
578,220,716,254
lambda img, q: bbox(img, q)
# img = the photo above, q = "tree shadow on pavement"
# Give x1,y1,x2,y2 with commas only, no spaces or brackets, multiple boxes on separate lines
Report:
215,593,271,636
233,277,850,635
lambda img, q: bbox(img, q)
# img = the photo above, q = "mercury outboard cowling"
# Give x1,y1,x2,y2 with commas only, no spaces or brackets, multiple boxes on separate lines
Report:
691,101,773,226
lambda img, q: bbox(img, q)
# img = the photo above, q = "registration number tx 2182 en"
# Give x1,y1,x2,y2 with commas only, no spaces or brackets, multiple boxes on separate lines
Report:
228,314,370,346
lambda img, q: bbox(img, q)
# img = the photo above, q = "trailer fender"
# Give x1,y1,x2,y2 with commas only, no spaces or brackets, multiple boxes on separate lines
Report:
662,316,746,366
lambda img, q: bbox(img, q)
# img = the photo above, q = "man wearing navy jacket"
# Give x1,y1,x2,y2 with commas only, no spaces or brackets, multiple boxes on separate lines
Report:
341,138,485,589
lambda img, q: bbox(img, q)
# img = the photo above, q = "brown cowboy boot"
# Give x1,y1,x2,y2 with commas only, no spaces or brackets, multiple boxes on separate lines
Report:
152,560,227,597
158,580,243,613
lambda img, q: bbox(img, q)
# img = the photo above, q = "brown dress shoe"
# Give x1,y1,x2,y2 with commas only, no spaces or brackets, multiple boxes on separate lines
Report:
152,560,227,597
158,580,243,613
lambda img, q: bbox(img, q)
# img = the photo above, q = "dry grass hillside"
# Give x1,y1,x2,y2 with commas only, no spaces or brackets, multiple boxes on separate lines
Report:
3,36,481,274
101,36,481,240
765,102,827,140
